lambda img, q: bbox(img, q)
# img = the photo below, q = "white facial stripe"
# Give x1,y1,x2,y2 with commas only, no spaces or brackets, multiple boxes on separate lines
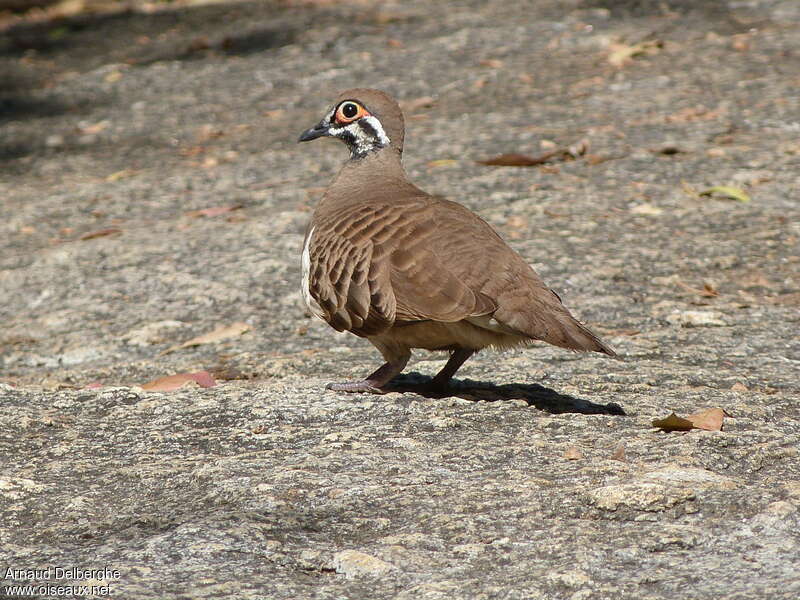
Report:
361,115,390,146
329,115,391,158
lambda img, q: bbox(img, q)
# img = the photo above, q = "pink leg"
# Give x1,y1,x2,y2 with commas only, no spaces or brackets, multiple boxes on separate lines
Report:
428,349,474,391
326,342,411,393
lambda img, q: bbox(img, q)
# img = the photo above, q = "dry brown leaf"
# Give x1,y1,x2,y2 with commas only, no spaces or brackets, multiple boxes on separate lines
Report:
686,407,725,431
652,413,695,432
563,446,583,460
162,322,250,355
478,153,545,167
185,204,243,218
479,58,504,69
141,371,217,392
79,227,122,241
478,140,587,167
676,280,720,298
607,39,663,67
653,408,726,432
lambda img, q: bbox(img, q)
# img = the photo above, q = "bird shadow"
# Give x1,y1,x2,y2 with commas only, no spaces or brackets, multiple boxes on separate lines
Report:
384,372,626,416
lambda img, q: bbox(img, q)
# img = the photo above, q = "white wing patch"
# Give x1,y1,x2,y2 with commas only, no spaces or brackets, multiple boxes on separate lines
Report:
301,226,325,319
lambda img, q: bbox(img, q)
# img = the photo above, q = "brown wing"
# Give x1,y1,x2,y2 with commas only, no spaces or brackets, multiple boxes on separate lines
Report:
307,201,495,337
425,198,615,355
309,195,613,355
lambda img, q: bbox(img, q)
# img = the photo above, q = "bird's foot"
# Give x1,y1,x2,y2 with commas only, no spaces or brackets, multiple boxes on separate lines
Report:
325,380,385,394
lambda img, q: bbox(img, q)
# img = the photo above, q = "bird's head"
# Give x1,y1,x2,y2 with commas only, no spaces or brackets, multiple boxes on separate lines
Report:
298,88,405,159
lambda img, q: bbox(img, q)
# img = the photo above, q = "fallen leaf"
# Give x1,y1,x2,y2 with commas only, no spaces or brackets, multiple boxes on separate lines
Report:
478,140,587,167
78,120,110,135
162,322,250,355
630,203,663,216
607,39,663,67
478,153,544,167
79,228,122,241
686,407,725,431
479,58,504,69
141,371,217,392
653,408,725,432
563,446,583,460
699,185,751,203
106,169,137,182
427,159,458,168
652,413,695,432
675,280,720,298
185,204,243,218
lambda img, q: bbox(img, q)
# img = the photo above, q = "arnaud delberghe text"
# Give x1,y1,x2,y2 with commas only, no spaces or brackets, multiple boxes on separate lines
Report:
4,567,121,581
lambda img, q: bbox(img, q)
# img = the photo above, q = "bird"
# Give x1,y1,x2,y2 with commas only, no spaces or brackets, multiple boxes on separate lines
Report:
297,88,615,393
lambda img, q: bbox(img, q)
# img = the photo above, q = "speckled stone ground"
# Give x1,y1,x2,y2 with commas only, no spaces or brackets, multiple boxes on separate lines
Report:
1,0,799,598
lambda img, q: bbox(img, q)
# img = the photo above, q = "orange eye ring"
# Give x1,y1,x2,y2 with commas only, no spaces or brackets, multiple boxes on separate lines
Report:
334,101,369,124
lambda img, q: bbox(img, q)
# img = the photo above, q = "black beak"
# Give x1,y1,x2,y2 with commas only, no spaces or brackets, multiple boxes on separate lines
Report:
298,122,329,143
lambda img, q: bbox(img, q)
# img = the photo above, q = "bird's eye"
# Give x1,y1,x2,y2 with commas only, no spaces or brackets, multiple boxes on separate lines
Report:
335,101,367,124
342,102,358,118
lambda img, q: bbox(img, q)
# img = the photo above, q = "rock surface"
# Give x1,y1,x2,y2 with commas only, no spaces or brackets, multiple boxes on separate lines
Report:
1,0,799,598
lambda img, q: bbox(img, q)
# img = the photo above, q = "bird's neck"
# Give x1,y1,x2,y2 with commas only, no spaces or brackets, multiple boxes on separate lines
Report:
321,148,411,208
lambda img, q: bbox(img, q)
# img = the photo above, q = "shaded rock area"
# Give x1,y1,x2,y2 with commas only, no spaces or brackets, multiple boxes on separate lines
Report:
1,0,799,598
